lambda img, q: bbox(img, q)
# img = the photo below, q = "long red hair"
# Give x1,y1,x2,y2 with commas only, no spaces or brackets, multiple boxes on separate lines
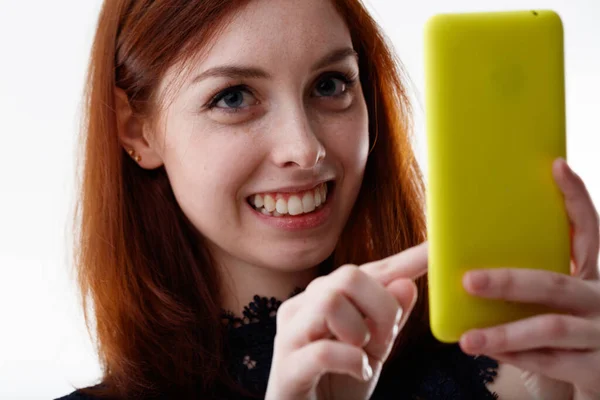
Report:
73,0,431,398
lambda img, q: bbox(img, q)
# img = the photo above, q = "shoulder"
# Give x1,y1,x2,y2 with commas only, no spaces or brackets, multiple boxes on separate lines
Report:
54,385,107,400
54,390,98,400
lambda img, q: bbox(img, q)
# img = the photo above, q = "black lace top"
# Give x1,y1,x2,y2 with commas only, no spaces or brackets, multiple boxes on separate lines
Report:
220,290,499,400
57,289,499,400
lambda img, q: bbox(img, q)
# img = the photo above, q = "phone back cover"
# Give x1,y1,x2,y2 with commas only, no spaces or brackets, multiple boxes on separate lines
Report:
425,10,570,343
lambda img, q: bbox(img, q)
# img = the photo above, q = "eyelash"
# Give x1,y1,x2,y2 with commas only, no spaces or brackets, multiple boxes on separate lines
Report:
205,70,359,114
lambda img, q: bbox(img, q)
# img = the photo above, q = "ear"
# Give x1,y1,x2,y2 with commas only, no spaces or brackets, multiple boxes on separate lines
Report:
114,87,163,169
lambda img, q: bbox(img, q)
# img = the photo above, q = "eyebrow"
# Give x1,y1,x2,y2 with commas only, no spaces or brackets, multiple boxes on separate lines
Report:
191,47,358,84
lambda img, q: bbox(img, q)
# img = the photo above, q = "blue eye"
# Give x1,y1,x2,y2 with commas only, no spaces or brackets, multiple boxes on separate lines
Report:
218,91,245,108
314,72,357,98
208,85,256,113
315,77,346,97
206,71,358,114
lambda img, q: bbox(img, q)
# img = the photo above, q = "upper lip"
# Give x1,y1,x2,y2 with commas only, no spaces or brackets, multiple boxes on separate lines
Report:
248,178,334,196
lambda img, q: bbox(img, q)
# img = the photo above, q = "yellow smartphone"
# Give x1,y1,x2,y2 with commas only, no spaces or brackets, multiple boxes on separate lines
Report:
424,10,571,343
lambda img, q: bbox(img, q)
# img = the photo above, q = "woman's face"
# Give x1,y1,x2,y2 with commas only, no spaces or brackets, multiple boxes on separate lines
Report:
151,0,369,272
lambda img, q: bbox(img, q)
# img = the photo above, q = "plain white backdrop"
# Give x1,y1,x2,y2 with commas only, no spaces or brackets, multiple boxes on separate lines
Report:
0,1,597,399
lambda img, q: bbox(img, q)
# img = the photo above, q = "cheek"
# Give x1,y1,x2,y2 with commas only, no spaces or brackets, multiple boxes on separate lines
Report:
168,149,246,203
329,106,369,176
165,149,250,242
161,131,259,226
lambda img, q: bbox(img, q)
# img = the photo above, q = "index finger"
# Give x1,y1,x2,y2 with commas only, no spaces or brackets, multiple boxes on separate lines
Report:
464,267,600,315
360,241,429,286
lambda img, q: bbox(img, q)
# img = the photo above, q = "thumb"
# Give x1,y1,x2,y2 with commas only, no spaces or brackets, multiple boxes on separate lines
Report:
370,278,419,362
521,370,573,400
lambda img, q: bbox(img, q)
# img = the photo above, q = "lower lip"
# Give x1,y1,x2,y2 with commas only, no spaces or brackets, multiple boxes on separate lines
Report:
247,187,335,231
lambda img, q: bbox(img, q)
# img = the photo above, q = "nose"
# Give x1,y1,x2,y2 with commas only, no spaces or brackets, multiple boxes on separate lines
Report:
270,106,326,169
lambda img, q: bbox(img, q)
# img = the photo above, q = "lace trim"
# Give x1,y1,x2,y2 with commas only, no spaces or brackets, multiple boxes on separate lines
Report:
220,287,305,396
475,355,499,385
220,287,304,328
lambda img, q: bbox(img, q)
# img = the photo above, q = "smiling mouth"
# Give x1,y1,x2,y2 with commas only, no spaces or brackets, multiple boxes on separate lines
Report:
247,181,334,217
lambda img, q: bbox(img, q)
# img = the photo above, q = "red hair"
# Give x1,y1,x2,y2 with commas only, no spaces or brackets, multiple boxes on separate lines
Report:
73,0,431,398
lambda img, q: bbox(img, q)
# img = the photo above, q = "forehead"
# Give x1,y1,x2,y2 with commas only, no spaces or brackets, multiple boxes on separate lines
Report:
156,0,354,109
196,0,352,72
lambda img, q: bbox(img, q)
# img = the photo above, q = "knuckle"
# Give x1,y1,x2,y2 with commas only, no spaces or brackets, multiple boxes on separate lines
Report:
306,275,325,292
335,263,358,275
496,270,515,296
540,315,568,339
550,273,569,289
312,342,333,365
320,291,343,315
548,273,570,299
336,264,364,287
494,325,509,349
276,300,296,325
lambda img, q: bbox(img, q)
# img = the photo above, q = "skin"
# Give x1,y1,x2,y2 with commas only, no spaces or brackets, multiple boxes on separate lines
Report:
118,0,369,313
115,0,600,399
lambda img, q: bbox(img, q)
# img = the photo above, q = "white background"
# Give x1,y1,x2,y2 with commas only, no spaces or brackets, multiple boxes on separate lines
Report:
0,1,597,399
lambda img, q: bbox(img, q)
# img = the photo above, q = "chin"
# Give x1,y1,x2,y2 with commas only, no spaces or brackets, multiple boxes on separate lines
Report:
259,240,336,272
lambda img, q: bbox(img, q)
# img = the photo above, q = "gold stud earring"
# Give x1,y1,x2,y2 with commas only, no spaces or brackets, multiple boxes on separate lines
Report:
126,148,142,163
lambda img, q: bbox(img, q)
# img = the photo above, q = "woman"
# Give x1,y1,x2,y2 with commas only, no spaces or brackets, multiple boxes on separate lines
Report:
58,0,600,399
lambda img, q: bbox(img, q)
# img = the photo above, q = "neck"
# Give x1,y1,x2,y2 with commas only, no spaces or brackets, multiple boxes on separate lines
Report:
219,259,320,316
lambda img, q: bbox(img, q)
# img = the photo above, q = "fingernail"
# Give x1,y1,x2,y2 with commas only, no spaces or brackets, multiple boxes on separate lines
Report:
394,307,403,324
464,331,486,350
464,271,489,292
385,324,400,347
362,354,373,380
362,330,371,347
392,323,399,338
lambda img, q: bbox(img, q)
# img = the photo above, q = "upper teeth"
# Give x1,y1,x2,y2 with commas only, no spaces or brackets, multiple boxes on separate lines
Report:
249,183,328,216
